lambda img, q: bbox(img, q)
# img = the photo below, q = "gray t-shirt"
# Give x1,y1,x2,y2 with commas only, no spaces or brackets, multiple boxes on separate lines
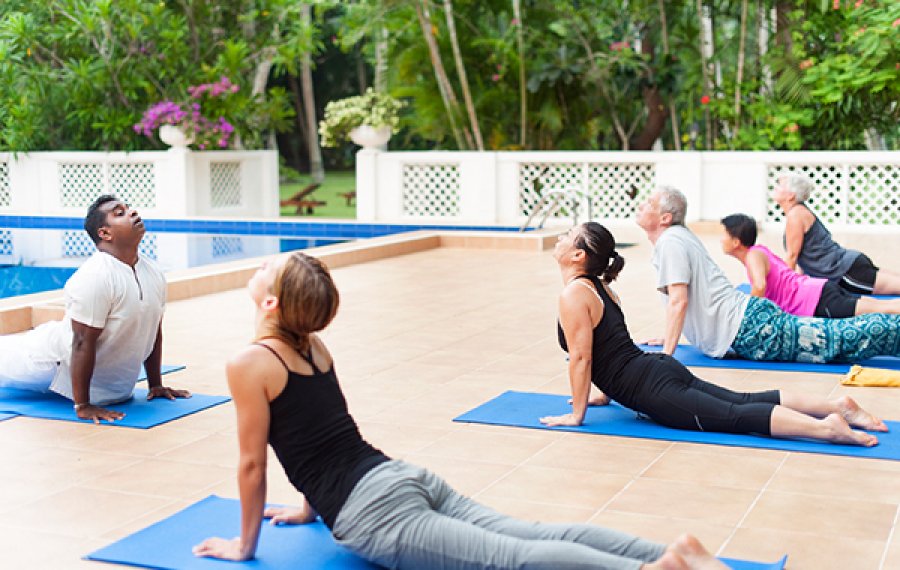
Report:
652,225,749,357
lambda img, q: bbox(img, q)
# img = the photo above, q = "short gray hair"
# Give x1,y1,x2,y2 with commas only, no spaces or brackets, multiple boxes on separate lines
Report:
782,174,815,203
656,185,687,226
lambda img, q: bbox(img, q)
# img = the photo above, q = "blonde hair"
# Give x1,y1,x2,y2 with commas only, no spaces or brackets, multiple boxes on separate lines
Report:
270,252,339,353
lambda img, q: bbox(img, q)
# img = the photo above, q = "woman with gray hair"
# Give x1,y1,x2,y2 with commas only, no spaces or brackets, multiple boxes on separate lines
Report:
773,174,900,295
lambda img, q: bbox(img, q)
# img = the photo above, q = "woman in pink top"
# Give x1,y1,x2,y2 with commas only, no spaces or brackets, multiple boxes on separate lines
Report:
721,214,900,318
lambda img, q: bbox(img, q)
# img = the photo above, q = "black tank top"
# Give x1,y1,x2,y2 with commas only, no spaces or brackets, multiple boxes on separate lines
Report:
260,344,389,530
557,275,645,404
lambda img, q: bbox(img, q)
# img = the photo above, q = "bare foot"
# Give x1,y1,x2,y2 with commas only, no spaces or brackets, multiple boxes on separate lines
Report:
671,534,728,569
643,550,689,570
835,396,888,432
823,413,879,447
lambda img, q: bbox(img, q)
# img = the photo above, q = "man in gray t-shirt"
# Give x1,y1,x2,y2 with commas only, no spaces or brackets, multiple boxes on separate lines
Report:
636,187,748,357
636,186,900,364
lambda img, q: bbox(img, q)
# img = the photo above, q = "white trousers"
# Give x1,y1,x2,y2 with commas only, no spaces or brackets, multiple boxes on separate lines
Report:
0,333,57,392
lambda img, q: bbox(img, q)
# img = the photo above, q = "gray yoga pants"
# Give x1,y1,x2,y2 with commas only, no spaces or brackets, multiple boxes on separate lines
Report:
332,460,666,570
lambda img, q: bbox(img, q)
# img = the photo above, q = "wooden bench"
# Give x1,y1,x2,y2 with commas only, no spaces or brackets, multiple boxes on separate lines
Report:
280,183,324,215
338,191,357,207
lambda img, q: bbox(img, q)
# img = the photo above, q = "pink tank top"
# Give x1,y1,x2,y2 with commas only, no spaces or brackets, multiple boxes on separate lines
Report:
748,245,826,317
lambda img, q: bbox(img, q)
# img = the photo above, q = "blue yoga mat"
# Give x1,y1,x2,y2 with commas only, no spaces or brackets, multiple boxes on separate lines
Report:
139,364,187,380
455,391,900,462
0,412,16,423
0,387,229,429
736,282,897,300
87,495,784,570
639,344,900,375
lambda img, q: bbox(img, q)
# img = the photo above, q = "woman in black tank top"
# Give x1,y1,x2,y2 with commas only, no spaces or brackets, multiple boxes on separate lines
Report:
543,222,885,447
193,251,732,570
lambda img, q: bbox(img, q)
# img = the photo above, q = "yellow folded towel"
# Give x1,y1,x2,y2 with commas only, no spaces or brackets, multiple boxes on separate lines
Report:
841,365,900,387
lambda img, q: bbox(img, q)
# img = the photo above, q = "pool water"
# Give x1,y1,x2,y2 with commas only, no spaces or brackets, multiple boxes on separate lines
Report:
0,216,527,299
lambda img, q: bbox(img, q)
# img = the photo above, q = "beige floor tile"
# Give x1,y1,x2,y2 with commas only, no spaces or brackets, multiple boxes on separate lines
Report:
80,458,233,500
721,527,885,570
606,478,758,526
642,447,784,489
475,495,597,524
767,456,900,504
399,453,516,497
478,465,631,510
741,490,896,541
416,428,555,465
589,510,733,552
525,437,665,476
12,487,173,538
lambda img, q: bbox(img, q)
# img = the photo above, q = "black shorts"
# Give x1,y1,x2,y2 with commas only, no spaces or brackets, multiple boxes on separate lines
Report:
813,279,860,319
840,253,878,295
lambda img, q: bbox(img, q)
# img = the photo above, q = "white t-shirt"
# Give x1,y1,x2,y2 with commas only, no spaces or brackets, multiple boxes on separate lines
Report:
652,225,748,357
33,252,167,405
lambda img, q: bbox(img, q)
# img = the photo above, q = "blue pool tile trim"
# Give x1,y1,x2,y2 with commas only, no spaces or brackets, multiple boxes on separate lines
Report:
0,216,530,237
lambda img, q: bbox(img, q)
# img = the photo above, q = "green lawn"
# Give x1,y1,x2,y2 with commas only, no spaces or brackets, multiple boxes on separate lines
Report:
279,171,356,219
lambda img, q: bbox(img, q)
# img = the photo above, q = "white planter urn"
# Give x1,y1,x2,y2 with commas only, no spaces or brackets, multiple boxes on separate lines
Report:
159,124,193,151
349,125,391,149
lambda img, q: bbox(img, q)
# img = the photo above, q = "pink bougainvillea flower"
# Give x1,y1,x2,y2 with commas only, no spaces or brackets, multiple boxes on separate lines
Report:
700,95,711,105
799,59,814,70
511,18,519,26
491,74,501,82
784,123,799,133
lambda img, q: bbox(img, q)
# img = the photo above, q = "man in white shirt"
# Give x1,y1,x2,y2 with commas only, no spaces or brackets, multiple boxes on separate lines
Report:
0,195,190,423
637,186,900,363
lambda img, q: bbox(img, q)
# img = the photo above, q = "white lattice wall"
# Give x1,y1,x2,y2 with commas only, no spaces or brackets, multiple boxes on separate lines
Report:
62,231,97,257
211,236,244,258
62,230,158,259
111,163,156,208
0,162,9,208
58,162,156,209
210,162,241,208
0,230,12,256
402,164,460,217
518,162,655,219
766,164,899,226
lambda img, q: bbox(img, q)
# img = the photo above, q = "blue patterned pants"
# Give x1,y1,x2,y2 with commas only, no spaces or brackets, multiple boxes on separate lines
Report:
731,297,900,363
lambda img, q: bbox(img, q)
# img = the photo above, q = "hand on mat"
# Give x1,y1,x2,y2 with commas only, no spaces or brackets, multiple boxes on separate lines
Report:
539,413,582,427
76,404,125,424
192,536,250,561
147,386,192,401
264,505,317,525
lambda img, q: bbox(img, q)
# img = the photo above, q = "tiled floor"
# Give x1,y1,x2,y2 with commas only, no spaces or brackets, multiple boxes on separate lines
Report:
2,227,900,569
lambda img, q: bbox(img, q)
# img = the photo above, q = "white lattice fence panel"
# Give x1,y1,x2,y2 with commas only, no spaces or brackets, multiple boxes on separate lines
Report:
402,164,460,217
210,162,241,208
587,163,655,219
766,165,846,224
111,163,156,208
848,165,899,226
59,163,105,208
0,230,12,256
62,231,96,257
212,236,244,258
138,233,158,260
518,163,583,217
0,162,9,207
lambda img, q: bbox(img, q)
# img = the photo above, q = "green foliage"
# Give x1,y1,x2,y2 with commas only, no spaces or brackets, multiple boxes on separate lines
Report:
0,0,302,151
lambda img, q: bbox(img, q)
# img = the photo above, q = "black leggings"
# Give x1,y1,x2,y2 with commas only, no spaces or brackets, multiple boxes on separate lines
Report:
612,355,780,436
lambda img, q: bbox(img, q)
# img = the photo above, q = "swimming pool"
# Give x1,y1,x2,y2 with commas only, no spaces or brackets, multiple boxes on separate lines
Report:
0,216,527,299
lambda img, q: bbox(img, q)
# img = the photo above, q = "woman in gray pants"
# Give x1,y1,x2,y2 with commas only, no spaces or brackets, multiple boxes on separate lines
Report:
193,252,725,570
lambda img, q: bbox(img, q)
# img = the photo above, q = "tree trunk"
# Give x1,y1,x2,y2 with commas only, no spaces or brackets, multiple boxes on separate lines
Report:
696,0,714,147
775,1,792,54
658,0,681,150
630,33,667,151
734,0,749,138
414,0,470,149
443,0,483,150
512,0,527,148
374,26,388,92
302,5,324,183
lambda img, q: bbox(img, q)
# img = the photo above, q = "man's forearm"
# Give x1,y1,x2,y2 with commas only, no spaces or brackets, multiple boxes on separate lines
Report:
144,326,163,389
70,344,96,404
663,299,688,355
